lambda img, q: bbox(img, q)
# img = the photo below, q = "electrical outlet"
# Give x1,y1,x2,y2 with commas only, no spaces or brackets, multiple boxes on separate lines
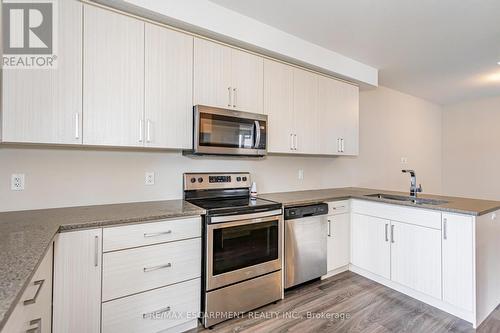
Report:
400,157,408,164
11,174,25,191
145,172,155,185
298,169,304,180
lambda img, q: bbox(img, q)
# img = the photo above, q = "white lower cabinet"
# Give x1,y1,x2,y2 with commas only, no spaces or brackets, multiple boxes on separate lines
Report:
442,213,474,312
326,201,351,272
53,228,102,333
102,278,200,333
2,244,53,333
390,221,442,299
351,213,391,279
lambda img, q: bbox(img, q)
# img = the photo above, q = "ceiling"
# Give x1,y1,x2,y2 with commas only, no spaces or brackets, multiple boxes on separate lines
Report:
209,0,500,105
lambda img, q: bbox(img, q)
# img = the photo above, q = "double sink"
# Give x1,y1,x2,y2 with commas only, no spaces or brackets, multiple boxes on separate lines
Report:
365,193,449,206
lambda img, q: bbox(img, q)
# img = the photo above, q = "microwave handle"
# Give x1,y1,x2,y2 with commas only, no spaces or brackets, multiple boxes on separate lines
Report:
254,120,261,149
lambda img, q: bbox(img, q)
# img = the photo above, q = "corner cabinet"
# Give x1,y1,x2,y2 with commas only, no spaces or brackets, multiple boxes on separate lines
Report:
194,38,264,114
1,0,83,144
53,228,102,333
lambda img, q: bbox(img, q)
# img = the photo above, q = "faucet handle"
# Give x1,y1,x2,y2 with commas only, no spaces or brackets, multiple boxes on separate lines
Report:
417,184,423,193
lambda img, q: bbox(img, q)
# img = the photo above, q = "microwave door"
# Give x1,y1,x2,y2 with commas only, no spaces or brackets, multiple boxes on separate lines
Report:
253,121,261,149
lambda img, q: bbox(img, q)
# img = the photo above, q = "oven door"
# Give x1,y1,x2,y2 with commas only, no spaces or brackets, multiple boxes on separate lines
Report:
206,213,282,291
194,105,267,156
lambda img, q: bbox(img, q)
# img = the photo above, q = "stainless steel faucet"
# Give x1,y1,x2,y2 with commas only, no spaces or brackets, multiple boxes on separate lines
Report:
402,170,422,198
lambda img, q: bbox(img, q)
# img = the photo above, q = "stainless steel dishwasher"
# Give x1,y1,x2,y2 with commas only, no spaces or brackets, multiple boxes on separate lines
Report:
284,203,328,288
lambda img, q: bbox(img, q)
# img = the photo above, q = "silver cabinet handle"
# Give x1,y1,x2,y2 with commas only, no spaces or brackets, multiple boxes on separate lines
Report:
328,219,332,237
139,119,144,143
143,306,171,319
443,218,447,240
253,120,261,149
74,113,80,139
341,138,345,152
26,318,41,333
146,119,152,143
23,280,44,305
94,235,99,267
290,133,294,151
144,230,172,238
337,138,341,152
233,88,237,108
143,262,172,273
391,224,395,243
293,134,298,151
385,223,389,242
228,87,232,107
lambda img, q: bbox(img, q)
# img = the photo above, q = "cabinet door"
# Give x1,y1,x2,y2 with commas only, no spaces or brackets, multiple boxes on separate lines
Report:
53,229,102,333
327,213,350,272
145,24,193,149
193,38,232,109
351,213,390,279
231,48,264,113
442,213,474,311
293,68,319,154
318,76,359,155
390,221,441,299
2,0,82,144
83,5,144,147
263,59,294,153
337,83,359,155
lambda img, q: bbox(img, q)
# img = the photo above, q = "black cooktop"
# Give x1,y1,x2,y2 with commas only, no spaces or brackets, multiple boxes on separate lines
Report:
187,196,282,217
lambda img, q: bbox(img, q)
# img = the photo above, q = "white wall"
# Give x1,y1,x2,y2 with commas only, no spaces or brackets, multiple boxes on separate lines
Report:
442,96,500,200
0,86,443,212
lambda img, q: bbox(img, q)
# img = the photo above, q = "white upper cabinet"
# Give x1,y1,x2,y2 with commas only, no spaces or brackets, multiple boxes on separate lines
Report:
83,5,145,147
144,23,193,149
293,68,319,154
230,48,264,113
194,38,264,113
2,0,82,144
193,38,232,110
263,59,294,153
318,76,359,155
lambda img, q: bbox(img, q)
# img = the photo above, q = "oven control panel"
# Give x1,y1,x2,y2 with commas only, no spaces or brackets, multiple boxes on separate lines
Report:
184,172,251,190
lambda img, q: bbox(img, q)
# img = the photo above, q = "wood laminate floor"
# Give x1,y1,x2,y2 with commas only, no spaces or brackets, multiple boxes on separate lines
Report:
190,271,500,333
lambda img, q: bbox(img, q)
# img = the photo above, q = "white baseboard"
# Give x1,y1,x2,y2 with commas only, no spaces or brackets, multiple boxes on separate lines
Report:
321,265,349,280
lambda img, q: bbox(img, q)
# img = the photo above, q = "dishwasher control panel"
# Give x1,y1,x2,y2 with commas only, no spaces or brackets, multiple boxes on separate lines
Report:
284,203,328,220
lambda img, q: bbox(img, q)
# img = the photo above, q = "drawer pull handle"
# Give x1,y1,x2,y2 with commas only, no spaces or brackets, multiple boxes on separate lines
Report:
143,262,172,273
23,280,44,305
143,230,172,238
143,306,171,319
25,318,41,333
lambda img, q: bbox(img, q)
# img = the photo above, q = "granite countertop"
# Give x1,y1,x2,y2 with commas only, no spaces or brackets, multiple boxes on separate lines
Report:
0,200,205,331
259,187,500,216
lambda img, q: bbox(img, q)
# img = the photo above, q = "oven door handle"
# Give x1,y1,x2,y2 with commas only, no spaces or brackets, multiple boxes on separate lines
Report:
253,120,261,149
209,209,282,225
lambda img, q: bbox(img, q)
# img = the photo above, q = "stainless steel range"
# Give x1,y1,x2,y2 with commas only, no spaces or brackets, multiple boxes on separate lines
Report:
183,172,283,328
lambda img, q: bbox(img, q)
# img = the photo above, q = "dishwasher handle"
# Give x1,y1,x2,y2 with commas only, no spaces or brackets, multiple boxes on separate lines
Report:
284,203,328,220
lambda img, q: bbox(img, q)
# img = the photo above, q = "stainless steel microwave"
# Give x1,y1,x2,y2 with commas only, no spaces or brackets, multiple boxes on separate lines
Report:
192,105,267,156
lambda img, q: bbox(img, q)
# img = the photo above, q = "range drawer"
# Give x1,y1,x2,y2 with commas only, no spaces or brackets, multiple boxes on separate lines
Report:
327,200,350,215
102,278,200,333
102,238,201,301
2,243,53,333
103,216,201,252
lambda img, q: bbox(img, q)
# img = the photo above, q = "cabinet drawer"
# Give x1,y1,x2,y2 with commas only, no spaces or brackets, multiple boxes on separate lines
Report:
103,216,201,252
351,199,441,229
2,244,53,333
327,200,350,215
102,278,200,333
102,238,201,301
